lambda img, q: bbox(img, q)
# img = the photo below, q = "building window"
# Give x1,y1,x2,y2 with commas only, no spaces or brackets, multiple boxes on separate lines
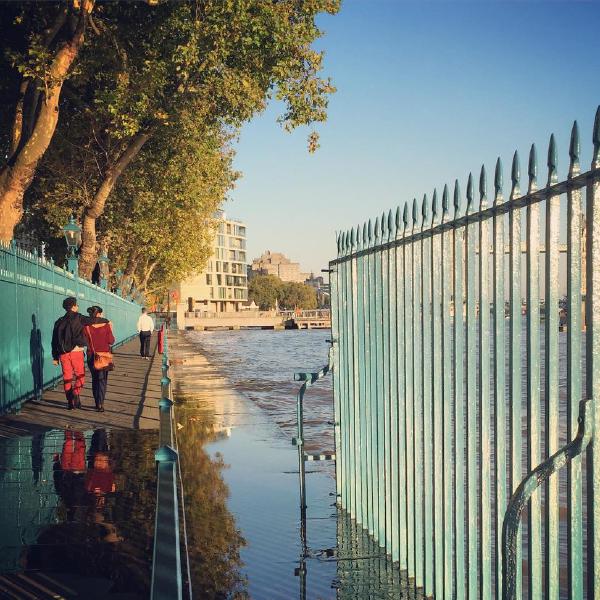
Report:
239,251,246,262
218,223,224,233
206,274,212,285
222,262,229,273
219,287,226,299
217,235,225,247
226,223,231,234
228,250,236,260
209,287,214,298
217,274,222,285
236,225,246,237
215,261,221,272
226,275,234,286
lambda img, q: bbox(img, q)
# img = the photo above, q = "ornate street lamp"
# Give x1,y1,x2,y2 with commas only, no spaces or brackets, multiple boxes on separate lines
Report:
62,216,82,276
98,251,110,290
115,269,124,296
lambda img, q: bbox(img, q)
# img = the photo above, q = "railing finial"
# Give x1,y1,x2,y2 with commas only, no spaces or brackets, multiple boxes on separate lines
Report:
494,157,503,205
569,120,580,178
367,219,373,245
442,183,449,222
363,221,368,248
422,193,429,226
336,232,342,256
466,172,474,215
453,179,462,218
374,215,381,242
479,164,487,208
350,228,356,251
431,188,438,225
403,202,409,233
380,211,387,240
510,150,520,200
528,143,538,193
387,209,394,240
593,105,600,168
395,206,402,237
356,224,362,249
412,198,418,228
547,133,558,187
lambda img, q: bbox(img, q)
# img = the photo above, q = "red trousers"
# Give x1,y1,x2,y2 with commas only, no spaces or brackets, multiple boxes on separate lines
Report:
60,351,85,397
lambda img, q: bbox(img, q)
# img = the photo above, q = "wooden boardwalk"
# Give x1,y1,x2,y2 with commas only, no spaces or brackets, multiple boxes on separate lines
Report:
0,337,161,438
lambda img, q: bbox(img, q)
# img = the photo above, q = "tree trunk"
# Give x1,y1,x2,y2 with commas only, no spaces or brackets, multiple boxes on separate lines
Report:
78,131,151,279
0,1,93,243
140,261,158,290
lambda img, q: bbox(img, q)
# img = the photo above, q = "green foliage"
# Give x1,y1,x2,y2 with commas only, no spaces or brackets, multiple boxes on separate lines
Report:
248,274,317,310
248,274,283,310
279,281,318,310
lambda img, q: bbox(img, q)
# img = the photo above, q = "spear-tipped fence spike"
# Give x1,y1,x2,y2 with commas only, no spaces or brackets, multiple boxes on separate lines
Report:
403,202,409,230
547,133,558,186
374,216,380,240
569,121,580,177
356,225,362,248
387,209,394,237
494,157,503,201
395,206,401,233
346,229,352,252
368,219,373,243
336,233,342,255
453,179,461,216
422,193,429,224
511,150,520,198
593,105,600,167
442,184,449,218
412,198,418,225
350,228,356,250
479,165,487,205
528,143,538,192
466,173,474,214
432,189,438,224
380,212,387,239
363,222,368,246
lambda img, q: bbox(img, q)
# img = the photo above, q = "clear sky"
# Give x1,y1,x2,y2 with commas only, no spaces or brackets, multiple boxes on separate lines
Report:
227,0,600,275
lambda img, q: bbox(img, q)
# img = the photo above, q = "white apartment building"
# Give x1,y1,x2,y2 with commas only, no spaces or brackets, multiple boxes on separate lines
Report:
175,213,248,313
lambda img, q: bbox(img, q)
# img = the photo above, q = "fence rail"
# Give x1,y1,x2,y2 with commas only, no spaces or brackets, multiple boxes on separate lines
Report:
0,240,140,414
330,106,600,598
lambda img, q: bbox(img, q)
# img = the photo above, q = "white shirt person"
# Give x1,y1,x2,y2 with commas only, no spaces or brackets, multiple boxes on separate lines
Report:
137,310,154,359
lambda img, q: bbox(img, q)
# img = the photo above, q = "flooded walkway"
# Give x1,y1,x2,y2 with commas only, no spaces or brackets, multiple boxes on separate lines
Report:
0,338,161,598
171,331,408,599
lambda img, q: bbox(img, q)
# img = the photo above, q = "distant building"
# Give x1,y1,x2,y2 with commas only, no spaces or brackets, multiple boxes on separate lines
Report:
174,212,248,313
250,251,309,283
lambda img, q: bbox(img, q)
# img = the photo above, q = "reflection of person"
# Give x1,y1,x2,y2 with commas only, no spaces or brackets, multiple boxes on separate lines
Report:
53,430,87,521
136,307,154,360
30,314,44,399
84,306,115,412
51,297,108,410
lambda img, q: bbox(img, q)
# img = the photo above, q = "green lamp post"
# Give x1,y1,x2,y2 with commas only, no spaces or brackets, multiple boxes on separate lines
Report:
62,216,82,276
98,252,110,290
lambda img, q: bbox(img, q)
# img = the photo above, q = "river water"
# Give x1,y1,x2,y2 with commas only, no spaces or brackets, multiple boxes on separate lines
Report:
187,329,335,455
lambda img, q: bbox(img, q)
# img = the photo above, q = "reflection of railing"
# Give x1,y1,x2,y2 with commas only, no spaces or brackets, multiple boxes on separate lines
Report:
151,330,191,600
292,346,335,599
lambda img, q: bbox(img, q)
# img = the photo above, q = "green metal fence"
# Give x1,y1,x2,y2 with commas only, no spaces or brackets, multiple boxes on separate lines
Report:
0,240,141,415
330,106,600,599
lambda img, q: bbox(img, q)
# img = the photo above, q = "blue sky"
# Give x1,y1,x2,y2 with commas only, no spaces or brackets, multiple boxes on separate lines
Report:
227,0,600,275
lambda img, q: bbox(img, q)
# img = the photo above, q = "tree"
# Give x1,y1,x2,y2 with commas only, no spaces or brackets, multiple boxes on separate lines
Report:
248,274,283,311
39,0,339,277
279,281,317,310
0,0,95,242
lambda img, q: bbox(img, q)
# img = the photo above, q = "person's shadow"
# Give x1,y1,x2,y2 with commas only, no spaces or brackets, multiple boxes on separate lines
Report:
30,314,44,400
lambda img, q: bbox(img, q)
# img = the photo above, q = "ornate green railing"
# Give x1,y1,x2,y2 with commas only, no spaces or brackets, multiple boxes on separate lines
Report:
330,105,600,598
0,240,140,414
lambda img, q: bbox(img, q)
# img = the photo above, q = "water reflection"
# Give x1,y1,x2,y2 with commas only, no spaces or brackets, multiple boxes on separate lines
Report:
175,400,248,599
0,427,158,597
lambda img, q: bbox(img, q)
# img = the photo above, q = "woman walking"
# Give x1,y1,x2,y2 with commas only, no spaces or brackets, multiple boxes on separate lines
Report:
84,306,114,412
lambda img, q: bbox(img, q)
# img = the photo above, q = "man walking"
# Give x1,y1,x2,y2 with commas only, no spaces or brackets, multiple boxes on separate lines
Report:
52,297,108,410
137,308,154,360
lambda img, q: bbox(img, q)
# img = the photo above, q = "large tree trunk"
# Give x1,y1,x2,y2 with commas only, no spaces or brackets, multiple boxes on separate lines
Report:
78,131,150,279
0,1,93,243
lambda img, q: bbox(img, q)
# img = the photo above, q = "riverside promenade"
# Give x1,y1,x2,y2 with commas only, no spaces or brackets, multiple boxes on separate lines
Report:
0,338,161,438
0,337,163,599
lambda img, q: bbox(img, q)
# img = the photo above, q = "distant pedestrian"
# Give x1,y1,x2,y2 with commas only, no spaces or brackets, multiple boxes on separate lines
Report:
51,297,108,410
137,307,154,360
84,306,115,412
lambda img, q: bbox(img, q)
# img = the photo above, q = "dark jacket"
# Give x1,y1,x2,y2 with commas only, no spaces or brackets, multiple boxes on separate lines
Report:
51,312,108,360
